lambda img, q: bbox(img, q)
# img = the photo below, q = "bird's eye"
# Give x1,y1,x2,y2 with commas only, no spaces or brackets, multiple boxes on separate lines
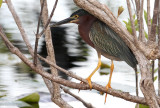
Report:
74,15,79,18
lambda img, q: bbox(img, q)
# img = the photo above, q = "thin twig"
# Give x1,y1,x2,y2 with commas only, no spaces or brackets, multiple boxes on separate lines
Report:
39,0,58,37
34,0,45,66
5,0,59,103
149,0,159,42
39,1,68,107
126,0,137,39
61,86,95,108
38,54,87,83
0,26,71,108
139,0,145,42
147,0,151,38
135,0,145,42
0,26,159,105
6,0,34,56
130,0,136,14
158,0,160,96
151,60,155,81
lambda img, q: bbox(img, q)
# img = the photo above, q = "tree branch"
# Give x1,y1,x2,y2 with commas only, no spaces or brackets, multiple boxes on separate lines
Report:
126,0,136,37
39,0,58,37
6,0,34,56
0,26,72,108
0,26,154,105
5,0,55,97
61,86,95,108
73,0,159,107
39,0,71,107
148,0,159,42
158,0,160,96
147,0,151,37
5,1,71,107
126,0,138,43
34,0,45,65
138,0,146,42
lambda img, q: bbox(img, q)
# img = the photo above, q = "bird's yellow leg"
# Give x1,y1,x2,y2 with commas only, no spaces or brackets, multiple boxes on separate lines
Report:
86,53,101,89
105,60,114,103
80,53,101,90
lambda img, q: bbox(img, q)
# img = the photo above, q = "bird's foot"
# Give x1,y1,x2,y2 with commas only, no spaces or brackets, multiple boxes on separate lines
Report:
79,77,92,92
104,83,112,103
86,77,92,90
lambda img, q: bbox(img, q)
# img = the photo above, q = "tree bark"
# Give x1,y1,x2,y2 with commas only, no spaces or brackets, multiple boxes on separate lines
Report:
40,1,72,108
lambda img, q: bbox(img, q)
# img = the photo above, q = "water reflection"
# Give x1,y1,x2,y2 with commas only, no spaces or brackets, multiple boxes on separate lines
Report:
39,25,89,79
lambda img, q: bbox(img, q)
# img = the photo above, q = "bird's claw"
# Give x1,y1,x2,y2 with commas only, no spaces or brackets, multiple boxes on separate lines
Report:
79,77,92,92
86,77,92,89
104,83,112,103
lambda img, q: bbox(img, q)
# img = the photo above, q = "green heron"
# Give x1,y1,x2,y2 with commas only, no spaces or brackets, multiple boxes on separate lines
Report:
50,9,137,102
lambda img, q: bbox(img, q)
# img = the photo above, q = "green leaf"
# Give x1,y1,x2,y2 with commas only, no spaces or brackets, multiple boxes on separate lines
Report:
18,92,40,103
139,104,149,108
0,0,2,8
133,14,136,19
0,94,6,98
144,31,148,39
134,19,138,26
118,6,124,17
154,68,158,73
127,18,131,25
100,62,110,69
99,71,110,76
126,25,132,34
123,21,128,25
144,10,147,25
154,76,157,82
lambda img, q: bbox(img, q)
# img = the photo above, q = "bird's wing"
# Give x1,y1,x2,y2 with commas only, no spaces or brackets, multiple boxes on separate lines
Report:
89,20,137,68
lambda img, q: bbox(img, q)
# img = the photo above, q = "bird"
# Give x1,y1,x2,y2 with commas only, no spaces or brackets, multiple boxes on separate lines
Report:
50,9,138,102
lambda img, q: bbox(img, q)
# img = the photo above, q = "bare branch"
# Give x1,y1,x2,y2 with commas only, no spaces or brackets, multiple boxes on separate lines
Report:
5,1,71,107
0,26,72,108
34,0,58,65
39,1,69,107
149,0,159,42
5,0,56,96
38,54,87,83
39,0,58,37
6,0,34,56
73,0,159,107
147,0,151,37
135,0,145,42
158,0,160,96
126,0,138,41
61,86,95,108
1,25,160,106
34,0,45,66
139,0,146,42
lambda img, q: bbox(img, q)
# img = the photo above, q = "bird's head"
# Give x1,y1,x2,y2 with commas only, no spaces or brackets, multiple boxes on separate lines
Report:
50,9,90,27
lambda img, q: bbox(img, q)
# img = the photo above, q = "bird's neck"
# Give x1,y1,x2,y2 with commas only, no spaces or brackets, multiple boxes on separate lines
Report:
78,15,97,48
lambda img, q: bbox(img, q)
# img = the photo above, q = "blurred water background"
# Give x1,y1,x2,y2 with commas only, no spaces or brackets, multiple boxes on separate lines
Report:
0,0,156,108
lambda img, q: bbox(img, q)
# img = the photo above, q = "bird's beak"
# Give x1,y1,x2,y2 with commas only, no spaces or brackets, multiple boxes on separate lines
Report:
50,17,78,27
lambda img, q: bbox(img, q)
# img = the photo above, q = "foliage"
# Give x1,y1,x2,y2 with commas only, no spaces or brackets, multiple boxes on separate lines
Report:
0,94,6,98
18,92,40,103
118,6,124,17
138,104,149,108
100,62,110,69
123,10,154,39
0,0,2,8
